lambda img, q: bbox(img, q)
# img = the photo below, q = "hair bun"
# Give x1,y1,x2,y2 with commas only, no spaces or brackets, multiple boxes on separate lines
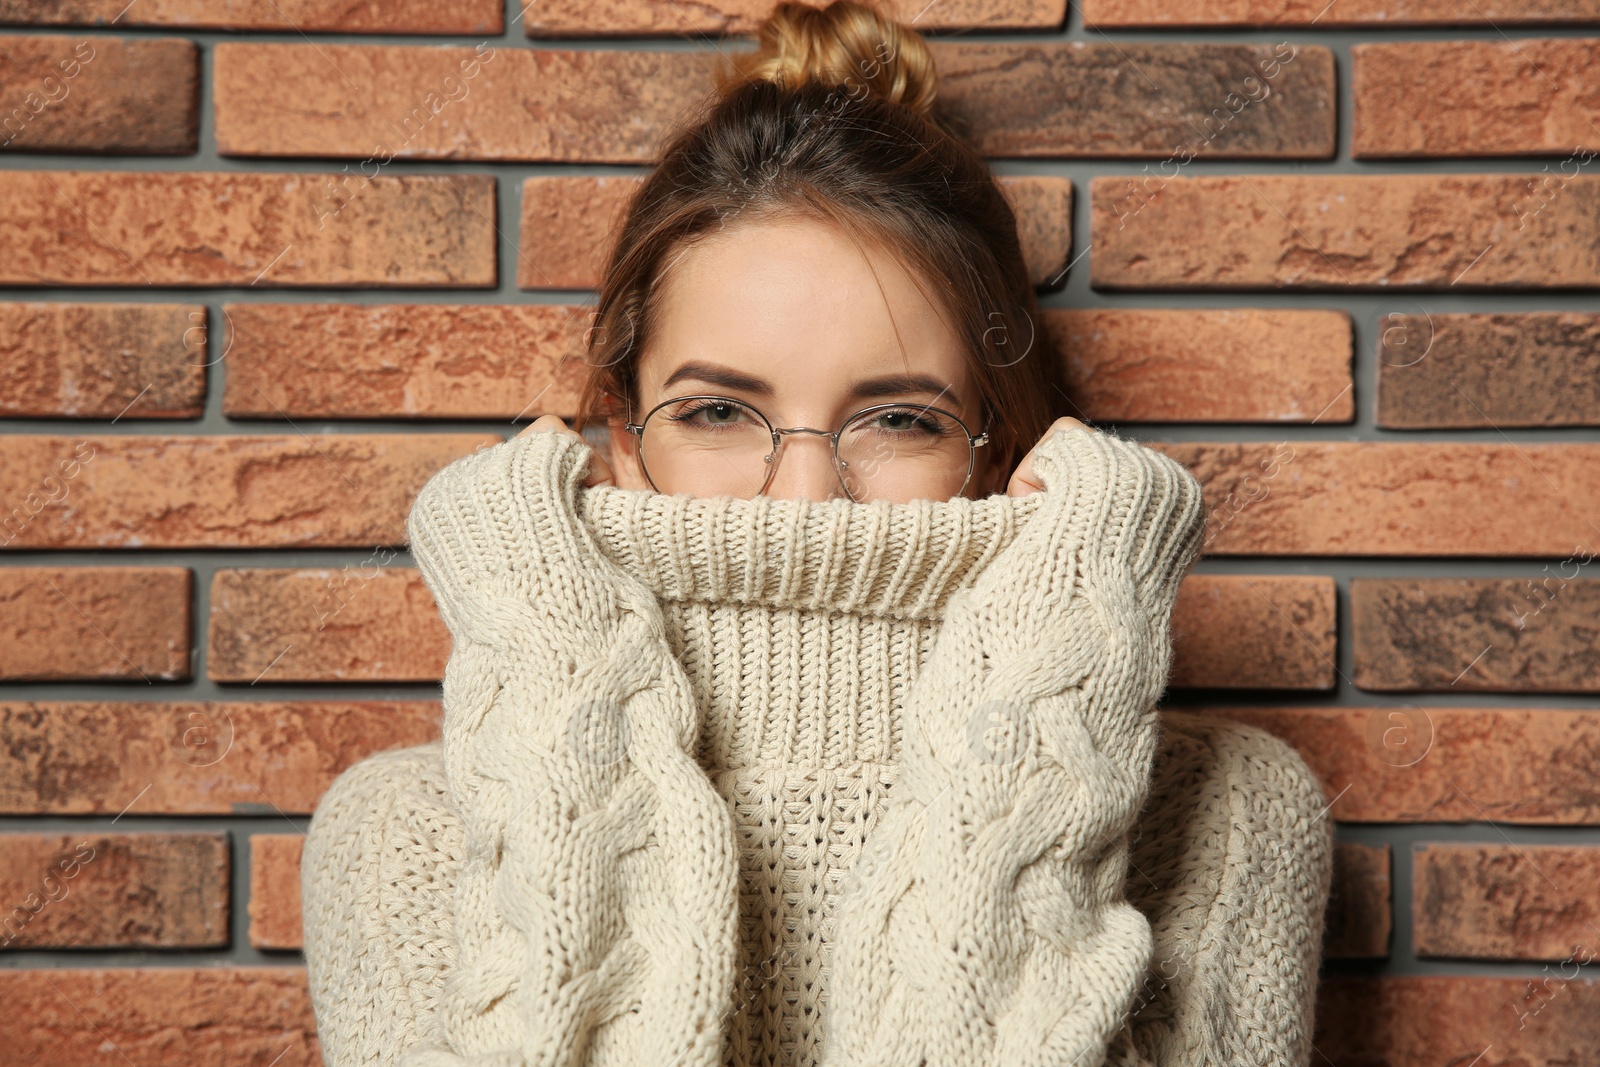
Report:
720,0,938,115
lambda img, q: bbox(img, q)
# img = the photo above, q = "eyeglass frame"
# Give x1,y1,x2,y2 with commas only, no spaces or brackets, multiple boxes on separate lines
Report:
621,393,994,502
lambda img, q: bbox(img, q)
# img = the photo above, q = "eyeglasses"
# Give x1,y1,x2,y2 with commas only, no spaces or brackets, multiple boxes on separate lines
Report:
623,394,991,503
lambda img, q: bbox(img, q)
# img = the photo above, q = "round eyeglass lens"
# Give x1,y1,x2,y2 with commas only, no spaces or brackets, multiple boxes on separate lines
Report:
837,405,974,503
638,397,775,498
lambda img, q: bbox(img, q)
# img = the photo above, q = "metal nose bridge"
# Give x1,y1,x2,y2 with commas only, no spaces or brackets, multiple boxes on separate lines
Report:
772,425,836,438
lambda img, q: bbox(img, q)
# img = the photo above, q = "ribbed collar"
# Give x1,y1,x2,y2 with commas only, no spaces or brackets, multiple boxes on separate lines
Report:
576,484,1048,622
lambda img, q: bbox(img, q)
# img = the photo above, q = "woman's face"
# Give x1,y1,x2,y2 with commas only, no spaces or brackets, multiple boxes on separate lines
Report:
607,212,998,504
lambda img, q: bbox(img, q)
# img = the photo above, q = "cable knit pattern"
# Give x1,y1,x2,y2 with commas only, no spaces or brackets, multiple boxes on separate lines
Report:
302,424,1333,1067
404,432,742,1067
822,426,1205,1067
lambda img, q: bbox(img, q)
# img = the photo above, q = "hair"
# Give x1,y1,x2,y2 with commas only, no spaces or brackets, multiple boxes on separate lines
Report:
570,0,1065,487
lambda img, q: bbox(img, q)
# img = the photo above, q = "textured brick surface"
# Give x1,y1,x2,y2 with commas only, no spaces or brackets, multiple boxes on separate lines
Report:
1000,177,1076,288
1352,578,1600,693
523,0,1068,35
0,568,190,681
1314,975,1600,1063
1414,843,1600,961
0,172,496,287
1083,0,1600,26
214,42,1332,161
0,36,196,154
249,834,303,950
518,175,1076,290
213,44,721,163
1169,575,1337,690
1052,309,1352,422
1324,842,1391,959
933,41,1332,159
1091,174,1600,289
0,701,441,815
1354,40,1600,158
1204,706,1600,824
0,832,228,948
0,0,501,32
221,304,590,419
1158,442,1600,557
219,303,1351,424
208,569,451,683
1377,312,1600,428
0,967,319,1066
0,302,205,417
0,434,496,549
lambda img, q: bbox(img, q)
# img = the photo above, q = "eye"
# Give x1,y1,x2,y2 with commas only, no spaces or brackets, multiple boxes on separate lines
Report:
858,407,955,436
667,399,759,430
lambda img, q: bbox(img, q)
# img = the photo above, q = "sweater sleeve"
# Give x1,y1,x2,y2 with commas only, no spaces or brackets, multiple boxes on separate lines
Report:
823,424,1208,1067
399,429,739,1067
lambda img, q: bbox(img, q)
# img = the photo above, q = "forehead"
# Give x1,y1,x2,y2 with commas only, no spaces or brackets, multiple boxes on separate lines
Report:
638,212,970,399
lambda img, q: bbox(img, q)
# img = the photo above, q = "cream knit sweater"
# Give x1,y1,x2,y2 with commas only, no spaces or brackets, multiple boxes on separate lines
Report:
302,425,1336,1067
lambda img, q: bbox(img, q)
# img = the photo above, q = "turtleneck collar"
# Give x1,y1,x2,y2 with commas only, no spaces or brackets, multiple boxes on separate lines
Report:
575,483,1048,622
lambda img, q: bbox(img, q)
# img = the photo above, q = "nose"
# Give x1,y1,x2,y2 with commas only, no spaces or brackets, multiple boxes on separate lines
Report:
763,432,848,503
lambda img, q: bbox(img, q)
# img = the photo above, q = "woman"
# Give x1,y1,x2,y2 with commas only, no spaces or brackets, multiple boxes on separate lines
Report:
300,4,1336,1066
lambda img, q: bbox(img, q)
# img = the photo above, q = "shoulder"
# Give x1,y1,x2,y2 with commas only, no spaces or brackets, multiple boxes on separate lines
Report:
308,740,456,846
1120,711,1336,1067
302,741,463,1067
1137,710,1335,908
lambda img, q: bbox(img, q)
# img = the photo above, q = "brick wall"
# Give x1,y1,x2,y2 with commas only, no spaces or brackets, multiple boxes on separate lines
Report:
2,1,1598,1063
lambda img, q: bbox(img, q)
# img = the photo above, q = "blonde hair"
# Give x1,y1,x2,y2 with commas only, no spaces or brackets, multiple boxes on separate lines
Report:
716,0,939,117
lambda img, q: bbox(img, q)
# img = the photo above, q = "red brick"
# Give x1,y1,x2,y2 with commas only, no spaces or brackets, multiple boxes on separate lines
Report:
1083,0,1600,27
0,303,205,417
1001,177,1075,288
208,569,450,683
1414,843,1600,961
0,567,189,681
214,42,1332,162
0,434,497,549
519,177,636,289
221,304,590,420
1324,842,1390,959
0,701,441,815
1354,40,1600,159
1157,442,1600,556
0,35,196,154
523,0,1067,35
0,0,501,33
1090,174,1600,289
220,303,1349,424
1200,706,1600,825
0,171,496,288
0,832,227,948
0,967,318,1066
1315,975,1600,1064
213,43,717,163
936,41,1332,160
1052,309,1352,422
1352,578,1600,693
1170,575,1337,691
519,175,1076,291
1377,312,1600,428
249,834,303,950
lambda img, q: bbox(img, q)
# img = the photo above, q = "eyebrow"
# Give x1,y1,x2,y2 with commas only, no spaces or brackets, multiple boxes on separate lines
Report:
660,359,963,411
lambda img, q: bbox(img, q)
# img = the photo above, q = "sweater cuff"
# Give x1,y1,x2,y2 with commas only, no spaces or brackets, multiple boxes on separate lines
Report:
1025,424,1208,617
406,429,623,651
